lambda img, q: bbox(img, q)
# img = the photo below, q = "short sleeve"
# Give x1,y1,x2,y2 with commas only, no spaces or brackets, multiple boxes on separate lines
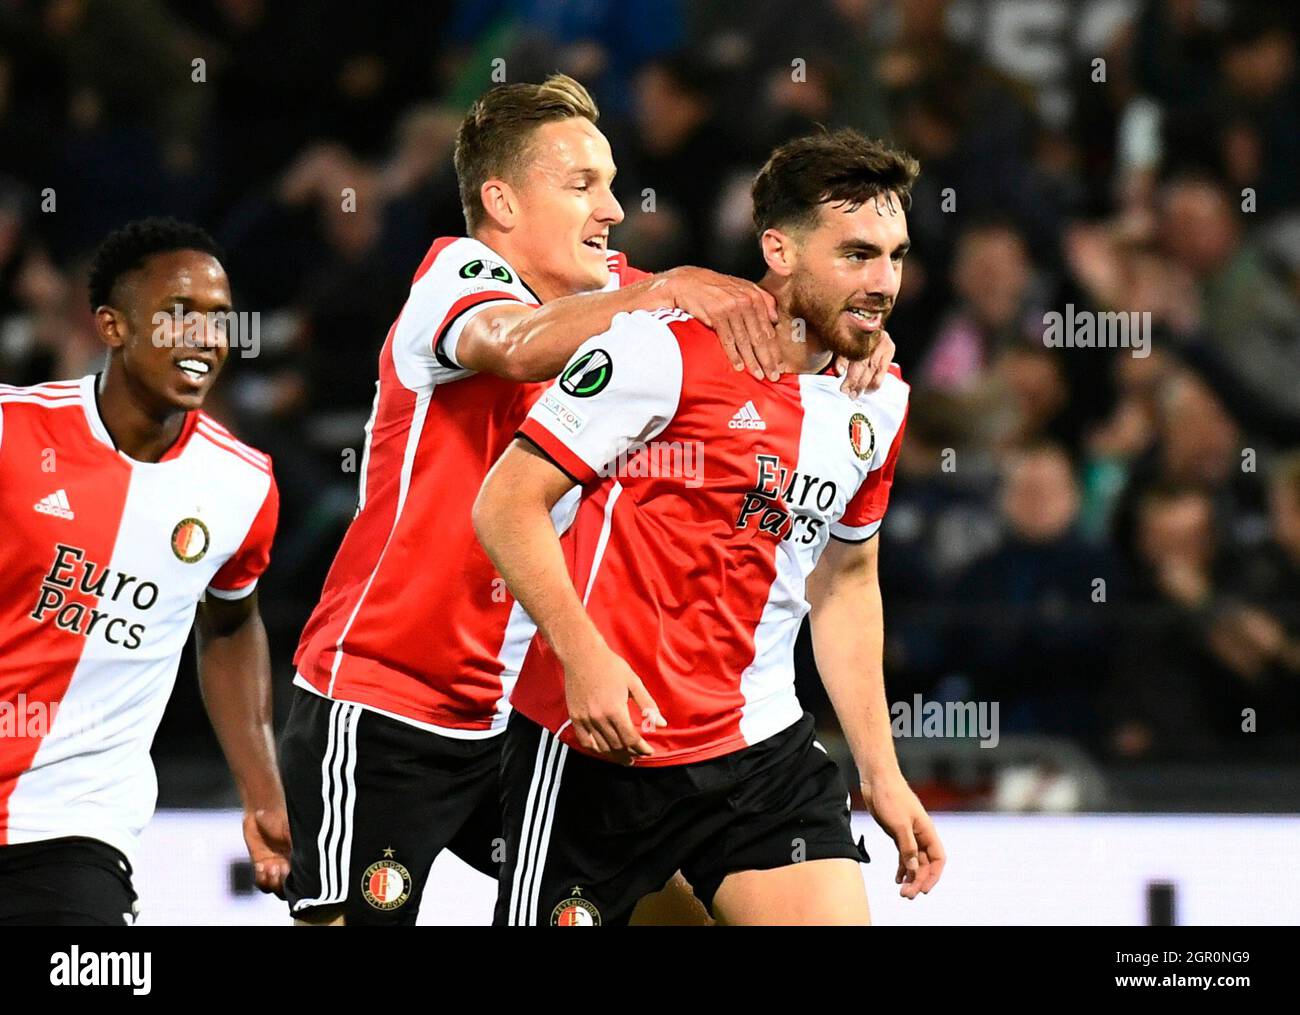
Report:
208,471,279,599
831,405,908,543
391,238,538,389
517,310,684,485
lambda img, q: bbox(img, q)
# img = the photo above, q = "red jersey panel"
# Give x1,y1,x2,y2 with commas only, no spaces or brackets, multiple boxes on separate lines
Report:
513,309,909,765
0,377,277,861
293,238,642,734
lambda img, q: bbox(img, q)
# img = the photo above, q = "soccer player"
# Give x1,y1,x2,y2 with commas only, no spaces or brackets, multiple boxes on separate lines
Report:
474,129,946,926
0,218,287,925
283,75,897,925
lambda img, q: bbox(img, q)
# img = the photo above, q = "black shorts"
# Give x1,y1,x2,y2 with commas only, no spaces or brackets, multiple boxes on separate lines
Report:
0,836,138,926
495,710,869,926
280,687,503,925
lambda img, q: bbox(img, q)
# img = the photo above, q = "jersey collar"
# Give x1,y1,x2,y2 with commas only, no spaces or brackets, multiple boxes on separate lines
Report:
80,373,199,465
80,374,116,450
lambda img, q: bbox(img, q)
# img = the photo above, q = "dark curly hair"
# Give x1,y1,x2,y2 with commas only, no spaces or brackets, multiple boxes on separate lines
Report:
87,217,225,312
752,129,920,235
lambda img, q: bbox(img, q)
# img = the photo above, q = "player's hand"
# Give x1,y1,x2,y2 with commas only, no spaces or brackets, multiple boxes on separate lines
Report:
861,772,946,899
242,805,292,898
564,642,666,765
662,266,781,381
834,329,896,397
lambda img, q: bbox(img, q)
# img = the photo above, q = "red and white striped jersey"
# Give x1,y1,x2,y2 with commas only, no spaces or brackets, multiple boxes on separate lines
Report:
293,237,647,735
0,376,278,861
512,309,909,766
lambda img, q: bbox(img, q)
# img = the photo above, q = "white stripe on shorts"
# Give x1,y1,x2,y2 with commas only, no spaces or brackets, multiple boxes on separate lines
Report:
509,726,569,925
292,701,361,912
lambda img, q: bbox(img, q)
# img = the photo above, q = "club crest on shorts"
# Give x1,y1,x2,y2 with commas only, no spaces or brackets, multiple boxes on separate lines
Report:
171,517,210,563
362,849,411,911
559,349,612,398
848,412,875,461
550,886,600,926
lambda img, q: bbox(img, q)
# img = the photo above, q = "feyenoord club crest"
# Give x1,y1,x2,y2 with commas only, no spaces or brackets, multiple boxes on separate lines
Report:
171,517,210,563
361,850,411,911
848,412,875,461
550,887,600,926
559,349,612,398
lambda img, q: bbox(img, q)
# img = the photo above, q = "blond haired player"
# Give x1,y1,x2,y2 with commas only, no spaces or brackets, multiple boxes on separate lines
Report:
283,75,898,925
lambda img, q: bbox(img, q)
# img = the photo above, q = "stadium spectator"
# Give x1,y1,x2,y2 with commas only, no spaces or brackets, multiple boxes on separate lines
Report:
943,443,1119,746
1156,175,1300,440
0,0,1295,789
1107,484,1264,759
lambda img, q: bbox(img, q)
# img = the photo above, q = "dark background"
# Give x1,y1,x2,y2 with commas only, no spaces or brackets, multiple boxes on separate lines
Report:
1,0,1297,812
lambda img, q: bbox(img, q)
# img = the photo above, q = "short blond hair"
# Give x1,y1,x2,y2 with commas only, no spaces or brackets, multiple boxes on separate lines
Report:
454,74,600,232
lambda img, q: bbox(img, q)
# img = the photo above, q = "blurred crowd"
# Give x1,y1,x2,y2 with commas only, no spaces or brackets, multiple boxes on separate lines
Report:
1,0,1297,770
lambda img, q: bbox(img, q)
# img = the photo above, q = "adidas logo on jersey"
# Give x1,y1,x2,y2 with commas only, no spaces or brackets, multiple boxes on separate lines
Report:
728,401,766,431
34,489,74,520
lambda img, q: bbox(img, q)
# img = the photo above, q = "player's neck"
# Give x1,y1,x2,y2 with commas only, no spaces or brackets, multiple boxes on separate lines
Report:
470,229,562,303
759,273,835,375
96,366,189,463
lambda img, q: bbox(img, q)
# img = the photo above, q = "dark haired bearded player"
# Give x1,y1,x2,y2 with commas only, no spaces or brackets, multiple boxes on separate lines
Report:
475,129,946,925
283,75,897,925
0,218,287,925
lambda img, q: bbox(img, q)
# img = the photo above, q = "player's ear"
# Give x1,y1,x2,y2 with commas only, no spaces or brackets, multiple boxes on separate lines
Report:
480,177,518,230
95,306,128,351
760,227,797,278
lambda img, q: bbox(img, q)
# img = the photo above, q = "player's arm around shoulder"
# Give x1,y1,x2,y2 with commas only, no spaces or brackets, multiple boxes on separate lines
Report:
807,537,947,900
454,266,781,384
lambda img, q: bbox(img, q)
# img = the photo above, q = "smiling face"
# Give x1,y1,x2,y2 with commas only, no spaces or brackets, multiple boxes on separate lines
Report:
490,117,624,299
775,194,910,361
95,249,232,414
